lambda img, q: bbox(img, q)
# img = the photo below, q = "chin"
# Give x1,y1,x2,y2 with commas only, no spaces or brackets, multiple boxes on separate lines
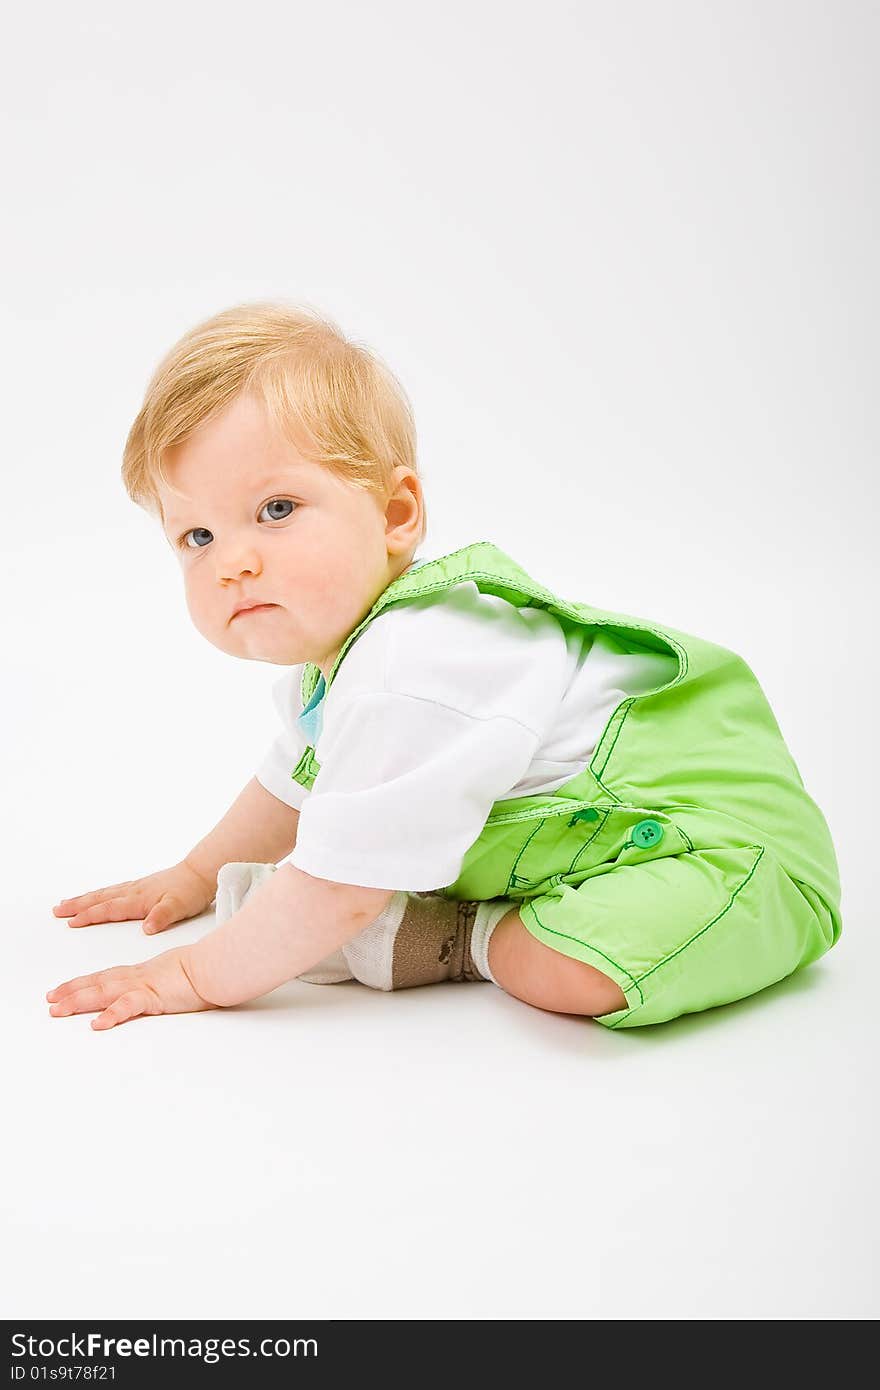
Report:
240,641,302,665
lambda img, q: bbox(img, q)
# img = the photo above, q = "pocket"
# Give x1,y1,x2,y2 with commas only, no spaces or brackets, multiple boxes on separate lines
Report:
599,845,833,1029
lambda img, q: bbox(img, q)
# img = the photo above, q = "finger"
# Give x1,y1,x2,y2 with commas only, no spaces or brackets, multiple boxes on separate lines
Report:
47,966,128,1001
65,897,146,929
143,895,181,935
53,884,133,916
92,989,154,1031
48,982,116,1016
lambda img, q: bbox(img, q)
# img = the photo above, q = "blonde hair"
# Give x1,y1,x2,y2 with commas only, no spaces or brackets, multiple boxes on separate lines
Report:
122,300,427,543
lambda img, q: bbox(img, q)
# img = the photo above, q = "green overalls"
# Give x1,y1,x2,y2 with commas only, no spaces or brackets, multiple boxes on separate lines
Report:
288,541,843,1029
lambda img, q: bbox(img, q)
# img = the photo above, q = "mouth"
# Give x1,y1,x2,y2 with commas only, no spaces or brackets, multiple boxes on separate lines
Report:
232,604,280,620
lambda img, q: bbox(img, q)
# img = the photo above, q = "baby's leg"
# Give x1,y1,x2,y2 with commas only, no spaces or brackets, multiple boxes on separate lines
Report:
334,891,626,1013
488,907,628,1017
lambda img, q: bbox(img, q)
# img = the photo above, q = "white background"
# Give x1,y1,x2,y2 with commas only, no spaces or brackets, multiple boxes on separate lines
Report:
2,0,877,1319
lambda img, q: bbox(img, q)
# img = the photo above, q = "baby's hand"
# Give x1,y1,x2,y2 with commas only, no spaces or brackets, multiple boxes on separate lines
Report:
46,946,215,1031
52,861,215,935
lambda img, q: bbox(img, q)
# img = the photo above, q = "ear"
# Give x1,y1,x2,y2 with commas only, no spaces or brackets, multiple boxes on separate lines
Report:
384,466,424,556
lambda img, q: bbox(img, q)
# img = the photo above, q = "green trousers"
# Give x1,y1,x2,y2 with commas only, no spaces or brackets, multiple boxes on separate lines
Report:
289,542,843,1030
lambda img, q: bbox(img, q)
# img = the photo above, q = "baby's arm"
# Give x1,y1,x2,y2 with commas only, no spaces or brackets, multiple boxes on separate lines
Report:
46,864,396,1028
54,777,303,934
183,776,303,898
185,864,395,1006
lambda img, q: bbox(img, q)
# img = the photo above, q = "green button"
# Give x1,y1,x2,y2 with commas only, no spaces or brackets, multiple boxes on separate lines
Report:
632,818,664,848
568,808,600,827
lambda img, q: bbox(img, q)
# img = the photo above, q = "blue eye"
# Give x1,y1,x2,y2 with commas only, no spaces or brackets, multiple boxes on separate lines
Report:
182,527,212,550
259,498,295,522
179,498,296,550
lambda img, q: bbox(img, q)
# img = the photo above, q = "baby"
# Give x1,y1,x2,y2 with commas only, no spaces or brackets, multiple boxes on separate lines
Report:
48,301,843,1032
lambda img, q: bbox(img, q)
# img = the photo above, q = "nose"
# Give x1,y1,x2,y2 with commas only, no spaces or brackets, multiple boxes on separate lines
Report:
212,532,264,583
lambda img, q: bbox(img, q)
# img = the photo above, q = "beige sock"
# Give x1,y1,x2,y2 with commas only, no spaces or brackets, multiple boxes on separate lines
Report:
342,891,510,991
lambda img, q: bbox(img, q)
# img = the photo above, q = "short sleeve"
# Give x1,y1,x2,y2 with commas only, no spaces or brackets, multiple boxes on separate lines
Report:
254,667,311,811
289,689,542,890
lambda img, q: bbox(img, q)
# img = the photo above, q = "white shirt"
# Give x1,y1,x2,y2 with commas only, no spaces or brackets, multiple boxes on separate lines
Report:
256,556,678,890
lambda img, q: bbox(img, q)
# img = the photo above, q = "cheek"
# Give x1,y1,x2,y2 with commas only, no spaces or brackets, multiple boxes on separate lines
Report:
182,572,213,627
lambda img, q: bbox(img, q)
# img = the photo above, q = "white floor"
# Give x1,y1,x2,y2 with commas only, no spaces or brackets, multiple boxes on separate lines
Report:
4,877,874,1320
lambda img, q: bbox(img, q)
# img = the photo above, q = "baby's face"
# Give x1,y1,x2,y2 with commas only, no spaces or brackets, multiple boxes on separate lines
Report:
157,390,420,674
